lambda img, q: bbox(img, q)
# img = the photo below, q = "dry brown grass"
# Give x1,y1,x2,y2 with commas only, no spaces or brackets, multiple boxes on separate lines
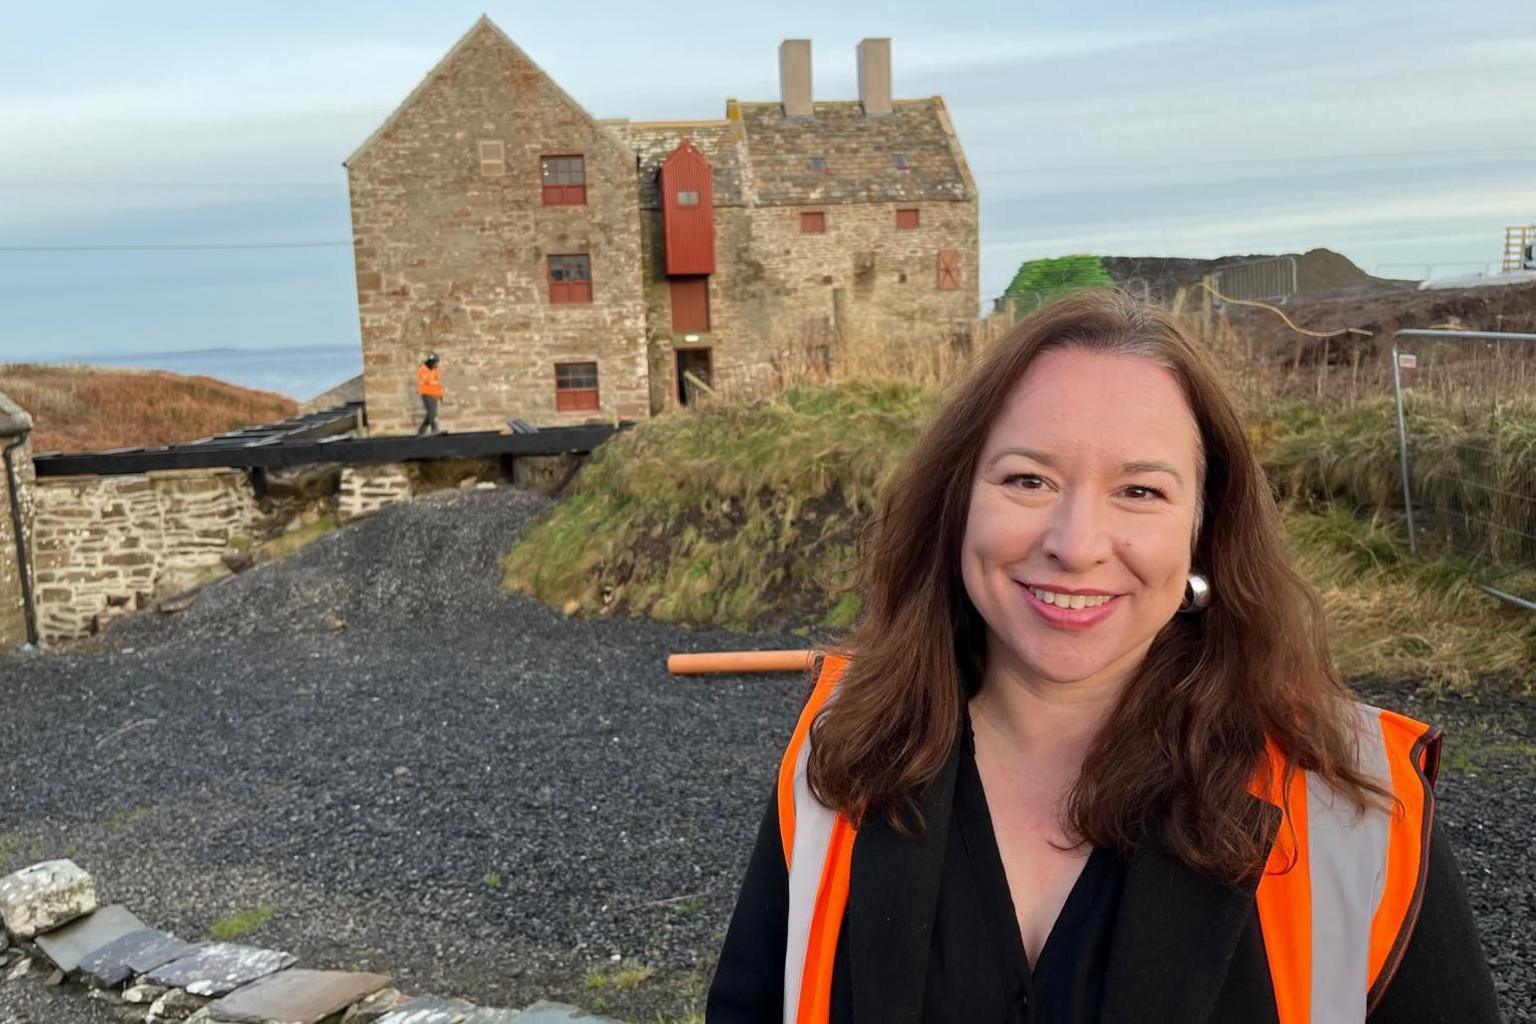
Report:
0,363,296,453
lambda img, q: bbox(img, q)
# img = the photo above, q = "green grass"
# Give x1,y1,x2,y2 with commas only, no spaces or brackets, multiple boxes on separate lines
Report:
1003,255,1115,316
210,906,273,941
503,381,937,631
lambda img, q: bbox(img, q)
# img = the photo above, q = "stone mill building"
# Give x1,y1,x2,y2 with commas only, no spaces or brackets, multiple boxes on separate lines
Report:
347,17,979,434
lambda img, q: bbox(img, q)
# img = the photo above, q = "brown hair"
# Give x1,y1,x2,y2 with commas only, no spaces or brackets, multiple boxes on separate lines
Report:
808,290,1389,885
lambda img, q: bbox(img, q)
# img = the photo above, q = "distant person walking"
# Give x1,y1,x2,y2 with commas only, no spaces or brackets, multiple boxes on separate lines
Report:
416,353,443,435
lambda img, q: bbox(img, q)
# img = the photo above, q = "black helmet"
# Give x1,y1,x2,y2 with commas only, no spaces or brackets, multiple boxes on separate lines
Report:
424,353,439,367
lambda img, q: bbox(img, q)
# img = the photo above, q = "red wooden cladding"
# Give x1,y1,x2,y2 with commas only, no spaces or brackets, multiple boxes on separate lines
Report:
669,276,711,333
896,208,920,230
555,362,600,411
937,248,960,290
800,211,826,234
660,140,715,275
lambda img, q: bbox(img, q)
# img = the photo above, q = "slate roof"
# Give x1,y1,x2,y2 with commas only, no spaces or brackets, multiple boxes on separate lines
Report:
609,97,971,210
732,99,970,206
607,120,751,209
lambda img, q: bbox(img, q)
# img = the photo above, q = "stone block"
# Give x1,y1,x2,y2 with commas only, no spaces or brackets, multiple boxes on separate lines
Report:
34,903,146,973
0,859,97,939
79,927,198,988
375,996,475,1024
206,968,392,1023
147,986,210,1022
146,942,296,996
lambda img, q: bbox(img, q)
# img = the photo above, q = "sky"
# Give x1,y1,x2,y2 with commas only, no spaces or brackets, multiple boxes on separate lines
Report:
3,0,1535,364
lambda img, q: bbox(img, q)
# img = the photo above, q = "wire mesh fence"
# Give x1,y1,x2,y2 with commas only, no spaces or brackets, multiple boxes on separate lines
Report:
1392,328,1536,608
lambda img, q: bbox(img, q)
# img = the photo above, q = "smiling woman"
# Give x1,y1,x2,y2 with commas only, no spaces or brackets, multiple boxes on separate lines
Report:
708,291,1499,1024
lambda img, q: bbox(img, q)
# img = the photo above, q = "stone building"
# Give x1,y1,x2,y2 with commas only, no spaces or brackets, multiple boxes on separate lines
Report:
346,18,979,435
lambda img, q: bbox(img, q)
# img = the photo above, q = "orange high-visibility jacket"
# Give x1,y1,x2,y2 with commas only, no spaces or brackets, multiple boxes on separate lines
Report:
774,654,1453,1024
417,364,443,398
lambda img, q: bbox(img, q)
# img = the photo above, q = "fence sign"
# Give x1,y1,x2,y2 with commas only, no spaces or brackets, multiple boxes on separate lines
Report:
1397,352,1417,369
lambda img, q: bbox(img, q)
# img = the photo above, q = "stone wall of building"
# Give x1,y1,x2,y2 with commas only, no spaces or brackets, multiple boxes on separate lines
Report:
337,465,414,523
640,196,979,408
0,392,36,648
349,20,650,437
30,470,266,642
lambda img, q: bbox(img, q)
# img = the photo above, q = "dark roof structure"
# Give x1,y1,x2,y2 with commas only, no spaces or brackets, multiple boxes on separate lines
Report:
607,97,973,211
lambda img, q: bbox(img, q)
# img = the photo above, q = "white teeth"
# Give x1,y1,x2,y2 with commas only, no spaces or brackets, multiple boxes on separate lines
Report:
1028,586,1112,609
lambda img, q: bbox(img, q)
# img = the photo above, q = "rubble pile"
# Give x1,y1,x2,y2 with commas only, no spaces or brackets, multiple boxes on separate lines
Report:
0,859,622,1024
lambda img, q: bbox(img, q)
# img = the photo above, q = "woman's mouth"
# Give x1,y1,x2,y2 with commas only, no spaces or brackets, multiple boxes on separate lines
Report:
1016,582,1124,630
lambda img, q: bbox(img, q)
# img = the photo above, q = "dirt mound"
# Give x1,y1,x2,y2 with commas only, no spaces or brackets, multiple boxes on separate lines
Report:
1102,248,1413,305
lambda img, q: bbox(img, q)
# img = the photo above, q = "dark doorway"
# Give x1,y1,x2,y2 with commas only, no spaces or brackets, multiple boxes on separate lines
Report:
676,348,713,406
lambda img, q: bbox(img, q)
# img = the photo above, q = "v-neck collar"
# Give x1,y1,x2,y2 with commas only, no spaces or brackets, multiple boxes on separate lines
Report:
843,706,1277,1024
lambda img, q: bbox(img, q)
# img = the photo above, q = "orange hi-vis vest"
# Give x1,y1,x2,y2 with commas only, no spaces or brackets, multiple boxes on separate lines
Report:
778,655,1441,1024
417,364,443,398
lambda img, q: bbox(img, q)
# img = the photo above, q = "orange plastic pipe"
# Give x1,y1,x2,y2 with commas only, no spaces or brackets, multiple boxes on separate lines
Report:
667,650,814,675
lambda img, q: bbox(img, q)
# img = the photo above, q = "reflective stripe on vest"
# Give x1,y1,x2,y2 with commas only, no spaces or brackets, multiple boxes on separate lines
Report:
777,655,1440,1024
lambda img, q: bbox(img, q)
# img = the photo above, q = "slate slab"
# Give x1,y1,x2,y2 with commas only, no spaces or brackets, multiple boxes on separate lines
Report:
80,928,200,988
375,996,475,1024
33,904,146,973
206,967,392,1023
0,859,97,938
146,942,296,996
508,1003,629,1023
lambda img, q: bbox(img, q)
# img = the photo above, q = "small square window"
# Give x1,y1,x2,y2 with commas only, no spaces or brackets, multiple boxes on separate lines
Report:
548,254,593,304
800,211,826,234
541,155,586,205
806,157,828,172
892,154,911,170
677,189,700,207
896,208,920,230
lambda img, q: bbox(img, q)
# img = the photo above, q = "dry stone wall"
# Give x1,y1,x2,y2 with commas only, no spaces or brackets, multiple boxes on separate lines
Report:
30,470,266,642
0,391,36,648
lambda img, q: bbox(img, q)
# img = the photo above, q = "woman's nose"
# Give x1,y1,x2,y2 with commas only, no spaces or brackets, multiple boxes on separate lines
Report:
1041,492,1112,569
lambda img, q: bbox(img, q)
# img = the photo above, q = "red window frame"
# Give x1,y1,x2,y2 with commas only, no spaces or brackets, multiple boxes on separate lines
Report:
554,361,600,411
896,208,920,230
548,254,593,304
800,211,826,234
541,154,586,206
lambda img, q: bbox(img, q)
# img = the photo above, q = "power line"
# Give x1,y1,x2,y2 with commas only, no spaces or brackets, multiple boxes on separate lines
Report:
0,241,350,252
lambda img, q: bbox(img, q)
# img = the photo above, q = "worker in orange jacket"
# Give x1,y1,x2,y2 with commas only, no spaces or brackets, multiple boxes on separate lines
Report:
415,353,443,435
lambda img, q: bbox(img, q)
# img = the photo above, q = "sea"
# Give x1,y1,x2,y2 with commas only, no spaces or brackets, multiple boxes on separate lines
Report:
28,344,364,402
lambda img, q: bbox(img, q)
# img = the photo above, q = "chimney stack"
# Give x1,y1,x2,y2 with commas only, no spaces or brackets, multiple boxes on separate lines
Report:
857,38,892,116
779,39,813,118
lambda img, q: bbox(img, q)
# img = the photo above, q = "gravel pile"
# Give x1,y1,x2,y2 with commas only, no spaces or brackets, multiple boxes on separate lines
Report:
0,485,1530,1021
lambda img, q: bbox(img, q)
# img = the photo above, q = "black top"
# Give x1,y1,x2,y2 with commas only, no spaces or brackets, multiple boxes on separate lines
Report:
922,714,1126,1023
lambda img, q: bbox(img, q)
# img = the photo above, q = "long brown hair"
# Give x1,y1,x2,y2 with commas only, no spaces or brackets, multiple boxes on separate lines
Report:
809,290,1389,885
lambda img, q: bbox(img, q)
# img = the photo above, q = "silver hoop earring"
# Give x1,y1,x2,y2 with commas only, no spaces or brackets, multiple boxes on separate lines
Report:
1179,573,1211,613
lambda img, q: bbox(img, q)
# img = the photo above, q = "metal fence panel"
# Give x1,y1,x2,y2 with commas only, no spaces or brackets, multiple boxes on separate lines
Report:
1392,328,1536,609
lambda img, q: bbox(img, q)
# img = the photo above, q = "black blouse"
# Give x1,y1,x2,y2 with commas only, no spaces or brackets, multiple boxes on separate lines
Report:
923,715,1126,1023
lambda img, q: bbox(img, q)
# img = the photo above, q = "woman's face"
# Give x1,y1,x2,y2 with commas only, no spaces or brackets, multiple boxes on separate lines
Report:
961,347,1203,695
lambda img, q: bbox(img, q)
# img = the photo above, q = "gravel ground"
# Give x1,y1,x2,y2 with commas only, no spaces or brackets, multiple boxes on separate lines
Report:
0,485,1531,1021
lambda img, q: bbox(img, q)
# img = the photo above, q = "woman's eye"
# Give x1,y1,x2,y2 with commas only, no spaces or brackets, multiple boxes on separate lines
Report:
1002,474,1044,490
1123,485,1167,501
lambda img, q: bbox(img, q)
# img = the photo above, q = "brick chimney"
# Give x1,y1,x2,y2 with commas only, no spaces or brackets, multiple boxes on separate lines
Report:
779,39,813,118
857,38,892,116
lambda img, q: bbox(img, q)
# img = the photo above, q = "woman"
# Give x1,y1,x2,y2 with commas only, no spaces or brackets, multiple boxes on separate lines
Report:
707,292,1498,1023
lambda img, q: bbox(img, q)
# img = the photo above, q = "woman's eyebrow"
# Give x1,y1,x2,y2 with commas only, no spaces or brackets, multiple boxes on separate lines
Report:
985,447,1186,488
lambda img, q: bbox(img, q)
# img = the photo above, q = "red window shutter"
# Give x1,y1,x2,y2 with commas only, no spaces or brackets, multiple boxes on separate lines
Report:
800,211,825,234
548,255,593,304
937,248,961,291
896,208,920,230
669,277,710,333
